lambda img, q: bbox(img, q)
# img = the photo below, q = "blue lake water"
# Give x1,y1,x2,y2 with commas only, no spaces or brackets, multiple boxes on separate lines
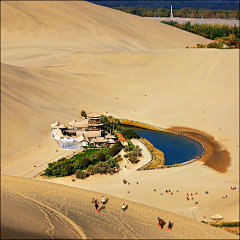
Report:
127,127,204,165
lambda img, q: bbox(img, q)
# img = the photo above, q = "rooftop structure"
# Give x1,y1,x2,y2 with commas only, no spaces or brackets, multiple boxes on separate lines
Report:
50,121,66,129
69,119,88,129
51,112,115,149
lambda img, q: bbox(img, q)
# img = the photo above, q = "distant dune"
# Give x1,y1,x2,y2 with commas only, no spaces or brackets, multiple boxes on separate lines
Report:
1,1,239,239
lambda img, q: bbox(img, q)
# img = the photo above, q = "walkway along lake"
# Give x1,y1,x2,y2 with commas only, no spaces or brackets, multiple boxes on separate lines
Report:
126,127,204,165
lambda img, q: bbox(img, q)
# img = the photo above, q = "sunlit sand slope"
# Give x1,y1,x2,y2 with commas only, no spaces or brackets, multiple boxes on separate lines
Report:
1,175,238,239
1,0,211,58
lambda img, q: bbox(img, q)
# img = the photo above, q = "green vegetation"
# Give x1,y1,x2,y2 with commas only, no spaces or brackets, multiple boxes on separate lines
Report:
161,20,239,48
210,221,240,228
123,145,142,164
201,221,240,235
81,110,87,118
118,8,239,19
43,142,122,178
141,138,165,170
100,115,140,139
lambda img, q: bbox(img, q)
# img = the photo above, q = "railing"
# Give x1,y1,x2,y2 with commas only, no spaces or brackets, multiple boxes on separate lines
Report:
120,118,205,171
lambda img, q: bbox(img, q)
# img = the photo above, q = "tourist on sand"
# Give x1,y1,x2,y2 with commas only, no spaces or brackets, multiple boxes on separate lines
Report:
231,186,232,190
95,202,99,212
158,217,163,229
92,198,95,203
101,196,105,205
168,221,172,230
122,203,126,211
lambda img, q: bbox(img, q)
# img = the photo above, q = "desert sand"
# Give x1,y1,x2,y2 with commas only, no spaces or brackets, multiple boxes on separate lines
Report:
1,1,239,239
2,175,239,239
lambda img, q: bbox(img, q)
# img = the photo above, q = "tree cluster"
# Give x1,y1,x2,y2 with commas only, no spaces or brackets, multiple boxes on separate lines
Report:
43,142,122,178
161,20,239,47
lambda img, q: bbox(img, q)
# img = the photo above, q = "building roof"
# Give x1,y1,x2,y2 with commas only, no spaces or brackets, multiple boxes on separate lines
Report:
69,119,88,128
77,131,101,138
106,134,116,139
88,123,103,127
77,135,89,143
54,128,63,137
87,112,101,118
50,121,65,128
91,137,108,143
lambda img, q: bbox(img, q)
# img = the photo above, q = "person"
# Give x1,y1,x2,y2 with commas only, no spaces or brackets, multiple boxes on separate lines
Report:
168,221,172,230
101,196,105,205
92,198,95,203
95,202,99,212
177,190,178,192
136,182,138,184
161,192,162,195
122,203,126,211
171,192,173,195
231,186,232,189
226,195,227,198
158,217,163,229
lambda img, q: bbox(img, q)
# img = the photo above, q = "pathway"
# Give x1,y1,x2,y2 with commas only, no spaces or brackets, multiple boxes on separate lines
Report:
21,149,82,179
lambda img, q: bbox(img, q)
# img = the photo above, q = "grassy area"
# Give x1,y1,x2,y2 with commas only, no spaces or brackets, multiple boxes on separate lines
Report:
201,221,240,235
42,141,122,178
71,149,100,162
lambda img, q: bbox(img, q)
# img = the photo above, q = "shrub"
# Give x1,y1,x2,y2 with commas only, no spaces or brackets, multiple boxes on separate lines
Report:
81,157,90,168
64,164,72,175
97,151,105,162
72,178,75,181
109,146,117,156
124,154,128,158
75,169,87,179
124,146,131,152
129,155,138,164
101,130,105,137
61,167,68,177
81,110,87,118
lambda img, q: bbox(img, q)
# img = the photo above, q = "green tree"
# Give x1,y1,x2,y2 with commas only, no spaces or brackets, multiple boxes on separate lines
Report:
109,146,117,156
101,130,105,137
81,157,90,168
76,169,87,179
97,151,105,162
81,110,87,118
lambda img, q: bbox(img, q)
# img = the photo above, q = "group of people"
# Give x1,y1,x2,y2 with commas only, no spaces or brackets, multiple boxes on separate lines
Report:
92,196,106,212
157,218,172,230
231,186,237,190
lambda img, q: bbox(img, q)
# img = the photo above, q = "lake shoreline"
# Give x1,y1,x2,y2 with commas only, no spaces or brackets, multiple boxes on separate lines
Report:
121,120,231,173
120,119,205,167
169,126,231,173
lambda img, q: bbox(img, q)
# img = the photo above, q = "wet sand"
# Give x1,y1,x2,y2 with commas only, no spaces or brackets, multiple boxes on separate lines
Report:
169,127,231,173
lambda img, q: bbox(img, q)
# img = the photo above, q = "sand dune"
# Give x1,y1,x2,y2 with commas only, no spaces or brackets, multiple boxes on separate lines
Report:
1,175,238,239
1,1,239,238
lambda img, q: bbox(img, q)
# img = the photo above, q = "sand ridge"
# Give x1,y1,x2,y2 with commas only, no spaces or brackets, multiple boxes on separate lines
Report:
1,1,239,238
1,174,238,239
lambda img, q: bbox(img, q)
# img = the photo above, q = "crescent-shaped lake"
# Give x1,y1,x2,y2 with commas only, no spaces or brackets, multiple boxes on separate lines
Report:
127,127,204,165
